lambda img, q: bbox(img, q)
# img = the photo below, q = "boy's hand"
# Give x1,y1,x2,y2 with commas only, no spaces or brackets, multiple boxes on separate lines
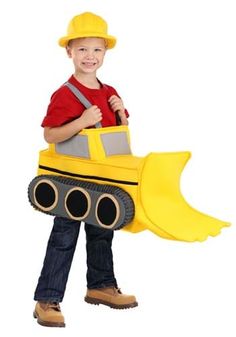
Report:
108,95,125,114
80,105,102,127
108,95,128,125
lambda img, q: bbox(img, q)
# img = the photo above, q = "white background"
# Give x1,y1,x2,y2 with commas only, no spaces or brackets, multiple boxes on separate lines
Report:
0,0,235,336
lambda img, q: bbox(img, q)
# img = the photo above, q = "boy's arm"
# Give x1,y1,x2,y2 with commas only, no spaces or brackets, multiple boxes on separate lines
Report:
44,105,102,143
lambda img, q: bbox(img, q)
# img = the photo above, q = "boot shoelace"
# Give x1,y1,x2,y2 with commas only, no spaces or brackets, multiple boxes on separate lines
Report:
45,302,61,312
111,287,122,295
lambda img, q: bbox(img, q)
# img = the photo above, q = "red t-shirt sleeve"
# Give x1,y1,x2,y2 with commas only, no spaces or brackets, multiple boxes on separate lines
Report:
41,86,85,127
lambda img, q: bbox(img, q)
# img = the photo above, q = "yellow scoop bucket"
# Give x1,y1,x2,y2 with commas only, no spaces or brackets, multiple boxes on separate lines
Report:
135,151,230,242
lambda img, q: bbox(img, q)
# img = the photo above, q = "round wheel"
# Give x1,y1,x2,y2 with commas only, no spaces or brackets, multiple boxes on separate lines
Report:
95,193,120,229
33,179,58,212
65,187,91,220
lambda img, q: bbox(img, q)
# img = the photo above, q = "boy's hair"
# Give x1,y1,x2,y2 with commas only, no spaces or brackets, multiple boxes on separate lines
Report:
66,37,108,49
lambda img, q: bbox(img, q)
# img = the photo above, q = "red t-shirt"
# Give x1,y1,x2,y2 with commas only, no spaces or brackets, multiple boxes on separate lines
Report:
41,75,129,128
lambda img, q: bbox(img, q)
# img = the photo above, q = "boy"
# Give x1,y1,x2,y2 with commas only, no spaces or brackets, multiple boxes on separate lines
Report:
33,12,138,328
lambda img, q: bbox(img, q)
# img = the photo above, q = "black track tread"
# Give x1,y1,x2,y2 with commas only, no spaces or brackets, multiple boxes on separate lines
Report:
28,175,135,230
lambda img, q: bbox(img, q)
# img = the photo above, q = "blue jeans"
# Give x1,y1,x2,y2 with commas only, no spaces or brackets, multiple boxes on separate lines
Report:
34,217,118,302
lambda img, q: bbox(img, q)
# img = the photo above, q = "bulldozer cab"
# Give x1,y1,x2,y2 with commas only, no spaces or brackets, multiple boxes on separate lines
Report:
50,125,132,161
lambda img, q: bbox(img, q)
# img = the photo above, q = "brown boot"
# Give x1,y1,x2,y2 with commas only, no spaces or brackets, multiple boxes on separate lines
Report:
85,287,138,309
33,301,65,327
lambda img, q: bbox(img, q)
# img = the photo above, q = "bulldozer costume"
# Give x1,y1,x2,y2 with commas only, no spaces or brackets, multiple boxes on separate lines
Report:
29,103,229,242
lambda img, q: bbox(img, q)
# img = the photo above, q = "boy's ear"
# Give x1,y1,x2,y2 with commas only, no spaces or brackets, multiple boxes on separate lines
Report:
66,46,72,58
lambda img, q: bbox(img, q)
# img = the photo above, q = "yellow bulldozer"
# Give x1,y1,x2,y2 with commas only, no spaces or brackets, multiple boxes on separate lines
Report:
28,123,229,242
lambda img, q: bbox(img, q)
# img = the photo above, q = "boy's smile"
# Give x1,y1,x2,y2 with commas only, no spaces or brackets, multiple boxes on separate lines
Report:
82,61,98,69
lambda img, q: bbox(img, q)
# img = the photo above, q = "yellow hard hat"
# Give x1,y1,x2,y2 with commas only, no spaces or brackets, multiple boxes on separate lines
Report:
58,12,116,49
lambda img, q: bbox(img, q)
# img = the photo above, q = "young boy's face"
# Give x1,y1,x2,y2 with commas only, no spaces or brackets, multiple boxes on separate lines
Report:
66,37,106,75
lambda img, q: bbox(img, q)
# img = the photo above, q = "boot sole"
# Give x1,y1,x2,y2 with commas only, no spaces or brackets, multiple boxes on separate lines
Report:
84,296,138,309
33,311,65,328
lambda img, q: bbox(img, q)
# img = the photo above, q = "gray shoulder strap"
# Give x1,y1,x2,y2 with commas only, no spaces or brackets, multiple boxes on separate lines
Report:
64,82,92,109
64,82,101,128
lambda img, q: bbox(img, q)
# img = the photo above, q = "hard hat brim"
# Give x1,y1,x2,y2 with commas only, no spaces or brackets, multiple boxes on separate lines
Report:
58,33,116,49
